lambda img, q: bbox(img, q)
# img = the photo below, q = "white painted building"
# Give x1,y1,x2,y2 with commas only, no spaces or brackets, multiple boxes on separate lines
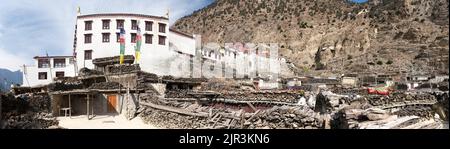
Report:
201,43,284,79
22,56,76,87
21,12,288,87
21,13,198,87
73,13,199,76
72,11,285,80
342,77,358,87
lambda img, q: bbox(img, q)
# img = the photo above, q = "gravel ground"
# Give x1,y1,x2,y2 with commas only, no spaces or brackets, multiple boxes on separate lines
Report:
57,114,159,129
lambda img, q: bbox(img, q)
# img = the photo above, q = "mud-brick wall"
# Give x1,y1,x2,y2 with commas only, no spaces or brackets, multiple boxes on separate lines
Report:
107,74,138,89
50,95,63,116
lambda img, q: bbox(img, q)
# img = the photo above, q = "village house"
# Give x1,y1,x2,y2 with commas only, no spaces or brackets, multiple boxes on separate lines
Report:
22,56,76,87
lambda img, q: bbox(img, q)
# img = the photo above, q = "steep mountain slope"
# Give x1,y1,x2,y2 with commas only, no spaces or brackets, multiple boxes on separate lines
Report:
172,0,449,76
0,68,22,92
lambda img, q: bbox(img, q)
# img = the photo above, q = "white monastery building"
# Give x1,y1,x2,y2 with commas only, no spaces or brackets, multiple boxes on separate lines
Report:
74,13,197,74
22,12,286,87
22,12,198,87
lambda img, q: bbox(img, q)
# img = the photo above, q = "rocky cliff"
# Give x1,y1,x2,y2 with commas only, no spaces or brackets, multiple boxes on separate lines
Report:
173,0,449,76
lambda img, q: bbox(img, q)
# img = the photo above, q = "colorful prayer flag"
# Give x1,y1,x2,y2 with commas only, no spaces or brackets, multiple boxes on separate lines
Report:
135,22,142,63
119,28,126,64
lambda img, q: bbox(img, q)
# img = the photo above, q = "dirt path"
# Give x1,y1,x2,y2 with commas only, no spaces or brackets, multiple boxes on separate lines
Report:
57,114,159,129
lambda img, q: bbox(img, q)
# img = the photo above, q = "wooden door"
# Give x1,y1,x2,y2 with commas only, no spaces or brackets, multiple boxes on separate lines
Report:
107,95,117,113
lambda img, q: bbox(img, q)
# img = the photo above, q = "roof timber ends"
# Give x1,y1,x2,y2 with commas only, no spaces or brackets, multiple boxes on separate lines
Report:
77,13,168,20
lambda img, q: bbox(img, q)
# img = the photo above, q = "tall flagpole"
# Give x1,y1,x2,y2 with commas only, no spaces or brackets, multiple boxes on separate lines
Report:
135,20,142,64
166,8,170,18
46,50,53,81
73,6,81,76
119,28,126,64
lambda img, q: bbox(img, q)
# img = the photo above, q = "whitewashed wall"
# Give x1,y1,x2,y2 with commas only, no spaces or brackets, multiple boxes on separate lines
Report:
169,31,196,56
22,57,76,87
75,14,170,74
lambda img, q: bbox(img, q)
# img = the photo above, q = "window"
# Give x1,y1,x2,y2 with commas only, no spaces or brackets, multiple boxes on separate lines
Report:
69,58,74,64
102,20,110,29
145,21,153,31
158,35,166,45
38,72,47,80
85,21,92,30
102,33,110,43
145,34,153,44
84,50,92,60
159,23,166,33
131,33,137,43
84,34,92,43
131,20,138,30
116,20,124,29
54,59,66,68
55,71,65,78
38,59,50,68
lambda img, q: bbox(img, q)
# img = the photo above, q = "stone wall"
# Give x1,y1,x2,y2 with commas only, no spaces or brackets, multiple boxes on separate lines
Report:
122,93,139,120
107,74,138,89
151,83,167,96
50,95,63,116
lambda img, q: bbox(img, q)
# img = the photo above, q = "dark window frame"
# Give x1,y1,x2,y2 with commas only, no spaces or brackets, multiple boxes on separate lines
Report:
158,35,166,45
116,19,125,29
38,72,47,80
145,34,153,44
102,33,110,43
85,21,92,31
159,23,166,33
145,21,153,31
84,50,93,60
53,58,66,68
84,34,92,43
102,20,110,30
38,59,50,68
131,20,138,30
55,71,65,78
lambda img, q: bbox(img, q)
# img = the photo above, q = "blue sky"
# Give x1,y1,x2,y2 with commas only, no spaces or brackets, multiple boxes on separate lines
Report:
0,0,213,71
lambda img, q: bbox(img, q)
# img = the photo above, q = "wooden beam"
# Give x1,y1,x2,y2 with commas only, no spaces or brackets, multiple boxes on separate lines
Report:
246,102,257,112
163,98,299,106
87,94,90,120
91,94,94,118
240,110,245,128
69,94,71,118
246,110,260,123
140,102,208,117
